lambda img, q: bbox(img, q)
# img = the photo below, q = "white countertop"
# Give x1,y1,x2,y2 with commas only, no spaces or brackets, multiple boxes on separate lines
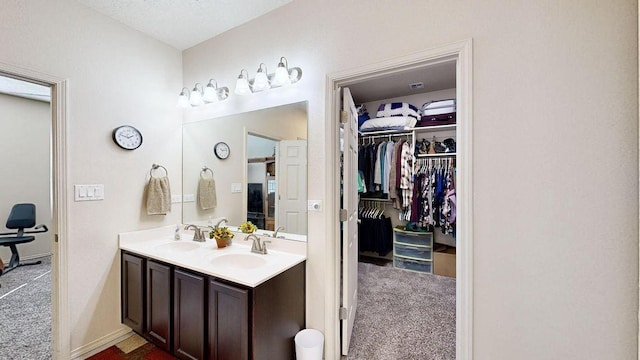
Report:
119,226,306,288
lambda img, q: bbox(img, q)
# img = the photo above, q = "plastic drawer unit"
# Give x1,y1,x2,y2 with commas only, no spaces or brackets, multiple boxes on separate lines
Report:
392,228,433,274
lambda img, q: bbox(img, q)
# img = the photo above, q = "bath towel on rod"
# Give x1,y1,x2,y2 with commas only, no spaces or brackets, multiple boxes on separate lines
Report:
198,167,217,210
146,164,171,215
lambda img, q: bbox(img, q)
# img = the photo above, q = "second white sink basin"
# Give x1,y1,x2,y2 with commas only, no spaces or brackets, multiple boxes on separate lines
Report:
211,253,267,269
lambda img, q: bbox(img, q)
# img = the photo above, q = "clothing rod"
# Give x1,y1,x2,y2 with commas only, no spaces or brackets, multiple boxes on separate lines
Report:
360,133,411,140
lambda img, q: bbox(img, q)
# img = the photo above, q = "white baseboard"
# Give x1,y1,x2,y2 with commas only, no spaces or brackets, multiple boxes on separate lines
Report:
71,327,133,360
1,252,52,264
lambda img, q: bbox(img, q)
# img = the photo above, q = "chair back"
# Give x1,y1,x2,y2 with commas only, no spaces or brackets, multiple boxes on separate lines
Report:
6,203,36,229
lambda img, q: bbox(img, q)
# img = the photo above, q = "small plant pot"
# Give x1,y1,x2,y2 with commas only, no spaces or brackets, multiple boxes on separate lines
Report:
214,236,228,248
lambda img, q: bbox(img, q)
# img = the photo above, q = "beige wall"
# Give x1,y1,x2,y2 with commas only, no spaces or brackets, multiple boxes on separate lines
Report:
183,0,638,359
0,0,183,354
0,93,52,261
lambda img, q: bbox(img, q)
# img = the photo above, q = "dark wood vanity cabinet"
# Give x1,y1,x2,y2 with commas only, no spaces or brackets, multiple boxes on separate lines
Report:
146,260,173,352
121,251,305,360
175,269,206,360
121,253,145,334
209,280,249,360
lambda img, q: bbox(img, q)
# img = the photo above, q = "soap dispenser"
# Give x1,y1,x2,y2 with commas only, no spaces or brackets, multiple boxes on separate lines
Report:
174,224,181,240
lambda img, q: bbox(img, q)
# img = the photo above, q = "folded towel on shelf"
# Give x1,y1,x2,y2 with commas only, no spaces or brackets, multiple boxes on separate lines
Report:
198,176,217,210
146,176,171,215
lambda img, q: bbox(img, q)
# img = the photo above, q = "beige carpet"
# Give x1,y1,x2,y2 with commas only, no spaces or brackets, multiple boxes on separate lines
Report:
346,261,456,360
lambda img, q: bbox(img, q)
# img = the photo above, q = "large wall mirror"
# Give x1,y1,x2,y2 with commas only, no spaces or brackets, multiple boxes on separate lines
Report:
182,101,308,241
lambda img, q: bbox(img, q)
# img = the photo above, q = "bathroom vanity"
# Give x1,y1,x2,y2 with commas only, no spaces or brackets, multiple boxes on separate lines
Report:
119,227,306,360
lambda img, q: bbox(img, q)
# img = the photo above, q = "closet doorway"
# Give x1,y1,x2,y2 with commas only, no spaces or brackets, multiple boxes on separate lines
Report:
0,64,70,360
327,40,473,359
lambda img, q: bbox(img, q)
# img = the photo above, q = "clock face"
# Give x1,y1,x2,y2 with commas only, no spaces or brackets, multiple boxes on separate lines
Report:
112,125,143,150
214,142,230,159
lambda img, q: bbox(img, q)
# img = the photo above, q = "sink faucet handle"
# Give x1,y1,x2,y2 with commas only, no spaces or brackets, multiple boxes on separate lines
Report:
261,240,271,254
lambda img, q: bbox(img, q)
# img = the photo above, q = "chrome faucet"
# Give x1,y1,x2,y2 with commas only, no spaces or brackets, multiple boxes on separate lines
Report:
184,224,205,242
273,226,285,238
214,217,228,229
245,234,271,254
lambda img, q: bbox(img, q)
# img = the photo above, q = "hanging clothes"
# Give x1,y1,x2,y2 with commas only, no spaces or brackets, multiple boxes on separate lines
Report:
358,201,393,256
411,157,457,236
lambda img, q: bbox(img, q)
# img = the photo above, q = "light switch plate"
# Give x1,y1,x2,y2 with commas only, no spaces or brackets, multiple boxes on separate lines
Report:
74,184,104,201
171,195,182,204
231,183,242,193
183,194,195,203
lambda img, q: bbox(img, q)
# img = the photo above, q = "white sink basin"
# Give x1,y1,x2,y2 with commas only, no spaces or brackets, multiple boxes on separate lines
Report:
211,253,267,269
155,242,201,253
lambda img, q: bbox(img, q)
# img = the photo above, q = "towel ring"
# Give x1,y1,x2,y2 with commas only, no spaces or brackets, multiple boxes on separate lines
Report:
150,164,168,178
201,166,214,179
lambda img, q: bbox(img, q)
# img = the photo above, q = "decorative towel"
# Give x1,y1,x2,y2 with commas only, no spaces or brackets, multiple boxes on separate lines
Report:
146,176,171,215
198,176,217,210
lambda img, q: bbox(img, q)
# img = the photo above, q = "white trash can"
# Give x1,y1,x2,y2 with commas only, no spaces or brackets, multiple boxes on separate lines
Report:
294,329,324,360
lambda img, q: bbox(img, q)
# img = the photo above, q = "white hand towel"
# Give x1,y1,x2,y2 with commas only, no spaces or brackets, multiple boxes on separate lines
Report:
146,176,171,215
198,177,217,210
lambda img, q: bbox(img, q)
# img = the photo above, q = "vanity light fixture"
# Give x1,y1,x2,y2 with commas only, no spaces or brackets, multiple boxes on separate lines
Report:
202,79,229,103
234,56,303,95
251,63,271,92
272,57,302,87
178,79,230,108
235,69,252,96
178,87,191,108
190,83,205,106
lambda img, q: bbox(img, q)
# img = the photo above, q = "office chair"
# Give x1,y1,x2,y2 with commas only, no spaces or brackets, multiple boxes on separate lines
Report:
0,203,48,275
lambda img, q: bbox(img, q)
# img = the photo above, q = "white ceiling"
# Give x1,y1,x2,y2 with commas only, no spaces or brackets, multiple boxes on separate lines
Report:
76,0,293,50
347,60,457,104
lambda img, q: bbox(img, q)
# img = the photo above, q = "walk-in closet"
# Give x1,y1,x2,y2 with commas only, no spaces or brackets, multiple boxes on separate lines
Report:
340,59,459,360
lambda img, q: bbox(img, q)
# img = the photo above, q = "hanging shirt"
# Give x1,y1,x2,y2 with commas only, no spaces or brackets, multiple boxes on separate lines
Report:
399,141,414,220
383,141,394,194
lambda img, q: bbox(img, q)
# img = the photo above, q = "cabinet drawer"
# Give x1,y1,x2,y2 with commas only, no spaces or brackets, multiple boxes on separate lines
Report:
393,229,432,246
394,243,432,260
394,257,433,274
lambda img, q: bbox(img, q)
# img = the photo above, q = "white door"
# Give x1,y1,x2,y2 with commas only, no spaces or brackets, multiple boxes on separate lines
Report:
277,140,307,234
341,87,359,355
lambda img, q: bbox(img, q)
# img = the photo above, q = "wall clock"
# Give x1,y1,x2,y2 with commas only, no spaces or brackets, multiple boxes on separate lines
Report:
112,125,143,150
214,142,230,159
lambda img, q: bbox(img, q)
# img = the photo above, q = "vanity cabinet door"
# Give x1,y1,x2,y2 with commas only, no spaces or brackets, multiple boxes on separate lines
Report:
146,260,173,352
174,269,206,360
208,280,249,360
121,252,145,334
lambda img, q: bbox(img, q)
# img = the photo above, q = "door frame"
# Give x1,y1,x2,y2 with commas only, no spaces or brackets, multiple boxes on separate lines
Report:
324,38,473,359
0,61,70,360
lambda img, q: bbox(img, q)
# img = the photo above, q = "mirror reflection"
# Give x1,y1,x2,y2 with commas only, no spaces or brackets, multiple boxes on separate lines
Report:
182,102,308,240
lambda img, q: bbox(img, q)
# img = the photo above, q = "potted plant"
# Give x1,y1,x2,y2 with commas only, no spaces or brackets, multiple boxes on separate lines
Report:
209,226,234,248
239,221,258,234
